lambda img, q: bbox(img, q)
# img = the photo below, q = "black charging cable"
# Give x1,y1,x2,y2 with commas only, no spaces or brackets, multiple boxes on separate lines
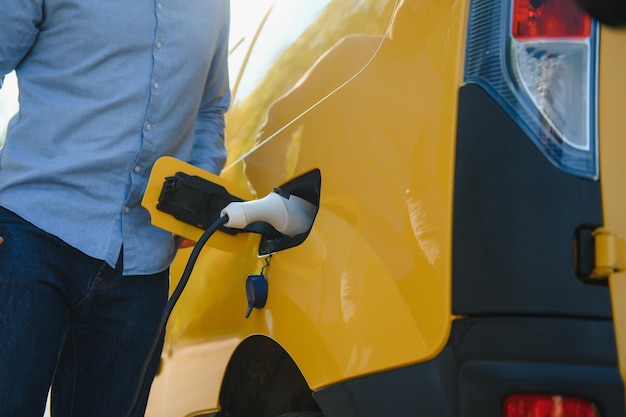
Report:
125,214,230,417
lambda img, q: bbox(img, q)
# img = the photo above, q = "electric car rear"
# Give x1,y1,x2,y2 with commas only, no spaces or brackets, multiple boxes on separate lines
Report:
142,0,626,416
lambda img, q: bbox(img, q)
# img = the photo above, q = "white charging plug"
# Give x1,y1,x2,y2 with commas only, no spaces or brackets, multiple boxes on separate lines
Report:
220,191,317,237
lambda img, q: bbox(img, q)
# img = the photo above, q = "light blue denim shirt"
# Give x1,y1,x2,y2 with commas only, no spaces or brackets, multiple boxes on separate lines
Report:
0,0,231,274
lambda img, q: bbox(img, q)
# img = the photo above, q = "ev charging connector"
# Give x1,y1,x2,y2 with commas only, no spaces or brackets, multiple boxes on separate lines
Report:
220,188,317,238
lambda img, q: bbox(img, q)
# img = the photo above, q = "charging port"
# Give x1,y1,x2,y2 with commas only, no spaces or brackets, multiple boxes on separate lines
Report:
257,169,321,255
155,168,321,255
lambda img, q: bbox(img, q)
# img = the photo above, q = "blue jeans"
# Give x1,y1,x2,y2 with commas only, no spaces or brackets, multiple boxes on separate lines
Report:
0,206,169,417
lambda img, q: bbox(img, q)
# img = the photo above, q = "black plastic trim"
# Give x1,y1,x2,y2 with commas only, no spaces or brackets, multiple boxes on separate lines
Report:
452,84,610,318
313,318,624,417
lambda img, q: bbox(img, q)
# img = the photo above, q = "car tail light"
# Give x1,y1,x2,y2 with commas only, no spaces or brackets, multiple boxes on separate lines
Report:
512,0,591,39
464,0,599,179
504,394,600,417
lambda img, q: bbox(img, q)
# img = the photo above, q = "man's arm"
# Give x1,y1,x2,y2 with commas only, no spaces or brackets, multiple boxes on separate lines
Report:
188,20,231,175
1,0,43,77
0,0,43,246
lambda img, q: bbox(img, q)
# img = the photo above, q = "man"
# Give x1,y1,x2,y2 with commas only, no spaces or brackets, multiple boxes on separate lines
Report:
0,1,231,416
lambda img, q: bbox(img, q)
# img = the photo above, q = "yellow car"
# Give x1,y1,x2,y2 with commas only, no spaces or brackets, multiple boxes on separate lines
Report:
142,0,626,416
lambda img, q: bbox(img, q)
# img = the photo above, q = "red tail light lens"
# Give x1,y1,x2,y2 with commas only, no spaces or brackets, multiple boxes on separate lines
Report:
504,394,600,417
513,0,592,39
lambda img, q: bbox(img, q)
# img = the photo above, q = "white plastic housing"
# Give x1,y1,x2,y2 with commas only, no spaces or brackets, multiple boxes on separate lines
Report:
221,191,317,237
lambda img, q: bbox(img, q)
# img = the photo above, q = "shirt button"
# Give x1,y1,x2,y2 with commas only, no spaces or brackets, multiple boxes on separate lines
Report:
145,123,152,131
157,2,163,9
153,82,159,89
156,41,162,49
124,206,130,214
134,165,141,173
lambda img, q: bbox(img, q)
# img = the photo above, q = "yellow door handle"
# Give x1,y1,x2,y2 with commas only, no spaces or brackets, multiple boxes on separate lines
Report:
591,228,626,279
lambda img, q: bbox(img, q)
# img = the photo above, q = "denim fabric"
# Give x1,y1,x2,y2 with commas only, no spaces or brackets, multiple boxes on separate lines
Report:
0,206,169,417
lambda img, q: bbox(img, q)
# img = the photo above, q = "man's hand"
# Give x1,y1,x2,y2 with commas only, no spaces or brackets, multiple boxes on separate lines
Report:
0,237,4,245
178,237,196,249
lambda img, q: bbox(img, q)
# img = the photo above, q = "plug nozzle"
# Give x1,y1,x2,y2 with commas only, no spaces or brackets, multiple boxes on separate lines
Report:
220,190,316,237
